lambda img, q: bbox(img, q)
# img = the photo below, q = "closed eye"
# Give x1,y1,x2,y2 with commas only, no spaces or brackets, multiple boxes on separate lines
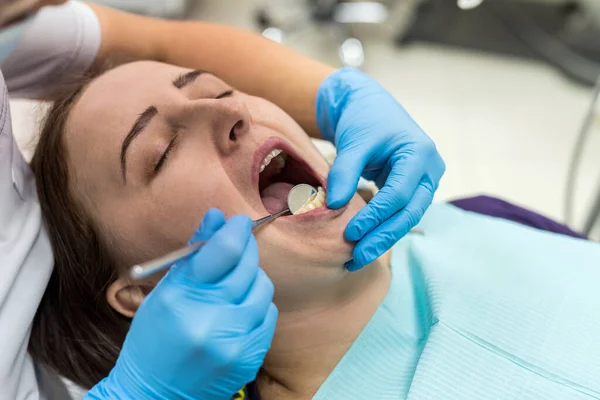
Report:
151,90,231,176
216,90,234,99
153,135,178,175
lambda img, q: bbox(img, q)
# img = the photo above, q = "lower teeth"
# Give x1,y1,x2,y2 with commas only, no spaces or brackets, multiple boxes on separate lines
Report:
295,186,325,215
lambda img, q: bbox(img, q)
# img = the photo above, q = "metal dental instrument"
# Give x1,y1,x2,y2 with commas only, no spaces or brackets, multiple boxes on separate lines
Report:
129,184,318,281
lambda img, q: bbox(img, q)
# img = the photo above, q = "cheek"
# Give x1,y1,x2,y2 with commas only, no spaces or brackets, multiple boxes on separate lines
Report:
99,177,218,263
120,172,262,262
150,178,247,238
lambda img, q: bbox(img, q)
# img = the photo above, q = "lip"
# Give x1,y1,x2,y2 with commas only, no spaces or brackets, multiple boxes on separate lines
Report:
282,202,345,223
253,137,327,190
253,137,340,221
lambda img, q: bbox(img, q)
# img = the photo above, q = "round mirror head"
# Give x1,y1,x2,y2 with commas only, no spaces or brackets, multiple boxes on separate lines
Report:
457,0,483,10
287,184,317,215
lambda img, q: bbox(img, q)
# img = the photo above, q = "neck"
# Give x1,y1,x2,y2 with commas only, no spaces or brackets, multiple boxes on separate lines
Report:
257,252,392,399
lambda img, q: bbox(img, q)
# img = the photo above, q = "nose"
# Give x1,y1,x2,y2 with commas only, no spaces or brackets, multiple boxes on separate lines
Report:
210,97,251,155
177,96,251,155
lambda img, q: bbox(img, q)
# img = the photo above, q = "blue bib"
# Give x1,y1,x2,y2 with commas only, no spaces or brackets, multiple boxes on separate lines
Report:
314,203,600,399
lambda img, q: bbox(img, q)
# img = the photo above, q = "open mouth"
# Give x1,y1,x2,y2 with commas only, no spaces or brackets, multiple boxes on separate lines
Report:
255,139,326,216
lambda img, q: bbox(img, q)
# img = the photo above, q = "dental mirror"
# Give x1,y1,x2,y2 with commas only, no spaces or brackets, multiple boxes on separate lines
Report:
287,184,317,215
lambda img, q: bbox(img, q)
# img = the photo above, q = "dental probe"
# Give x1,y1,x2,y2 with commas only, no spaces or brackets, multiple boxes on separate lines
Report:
129,184,318,281
129,208,291,280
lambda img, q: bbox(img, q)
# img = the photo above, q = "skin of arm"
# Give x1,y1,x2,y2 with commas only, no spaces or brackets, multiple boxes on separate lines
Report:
88,3,335,138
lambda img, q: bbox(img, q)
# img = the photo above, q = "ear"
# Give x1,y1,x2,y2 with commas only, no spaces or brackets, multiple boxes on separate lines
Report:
106,278,152,318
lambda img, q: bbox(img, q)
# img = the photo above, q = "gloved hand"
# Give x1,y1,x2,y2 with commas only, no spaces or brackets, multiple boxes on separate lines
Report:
317,68,445,271
85,209,278,400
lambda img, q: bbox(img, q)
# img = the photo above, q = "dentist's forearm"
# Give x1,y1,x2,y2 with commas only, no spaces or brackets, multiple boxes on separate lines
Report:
88,4,333,138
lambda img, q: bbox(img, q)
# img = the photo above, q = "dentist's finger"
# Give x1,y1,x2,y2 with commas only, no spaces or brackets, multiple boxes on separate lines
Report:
346,182,433,271
242,268,275,331
345,154,424,241
180,215,253,284
211,235,260,304
327,148,368,209
239,302,278,375
165,208,226,283
188,208,227,243
429,152,447,188
223,268,275,333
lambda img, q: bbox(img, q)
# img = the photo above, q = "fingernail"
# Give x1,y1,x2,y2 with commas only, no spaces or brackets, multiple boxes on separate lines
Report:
345,260,362,272
345,224,362,242
326,194,344,209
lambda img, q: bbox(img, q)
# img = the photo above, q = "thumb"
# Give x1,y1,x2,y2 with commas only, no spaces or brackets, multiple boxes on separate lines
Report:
327,150,366,209
189,208,226,244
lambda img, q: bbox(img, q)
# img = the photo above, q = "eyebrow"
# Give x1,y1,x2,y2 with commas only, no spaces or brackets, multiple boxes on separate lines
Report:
173,69,206,89
120,105,159,182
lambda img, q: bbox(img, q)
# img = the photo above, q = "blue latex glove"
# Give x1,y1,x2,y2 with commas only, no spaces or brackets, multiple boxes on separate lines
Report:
317,68,446,271
85,209,278,400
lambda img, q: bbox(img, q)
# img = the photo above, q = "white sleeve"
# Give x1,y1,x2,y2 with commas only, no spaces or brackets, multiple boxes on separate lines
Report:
1,1,101,99
0,2,101,399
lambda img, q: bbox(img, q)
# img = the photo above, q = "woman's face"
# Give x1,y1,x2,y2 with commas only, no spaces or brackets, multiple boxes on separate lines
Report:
65,61,366,308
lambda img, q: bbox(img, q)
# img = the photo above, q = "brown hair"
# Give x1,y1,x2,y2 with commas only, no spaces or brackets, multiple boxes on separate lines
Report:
28,73,131,389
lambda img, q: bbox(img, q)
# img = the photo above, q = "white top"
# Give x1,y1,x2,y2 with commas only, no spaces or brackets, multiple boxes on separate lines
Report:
0,2,100,399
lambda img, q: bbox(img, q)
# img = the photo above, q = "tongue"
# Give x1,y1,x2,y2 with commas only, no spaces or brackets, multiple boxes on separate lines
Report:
260,182,294,214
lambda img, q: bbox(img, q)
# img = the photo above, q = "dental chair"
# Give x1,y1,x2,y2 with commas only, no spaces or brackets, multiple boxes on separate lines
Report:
567,79,600,241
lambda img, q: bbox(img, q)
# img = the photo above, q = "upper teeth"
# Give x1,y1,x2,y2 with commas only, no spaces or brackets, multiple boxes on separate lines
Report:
260,149,285,172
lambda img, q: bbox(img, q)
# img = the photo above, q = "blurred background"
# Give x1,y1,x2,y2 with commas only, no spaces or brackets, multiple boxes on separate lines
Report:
11,0,600,239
